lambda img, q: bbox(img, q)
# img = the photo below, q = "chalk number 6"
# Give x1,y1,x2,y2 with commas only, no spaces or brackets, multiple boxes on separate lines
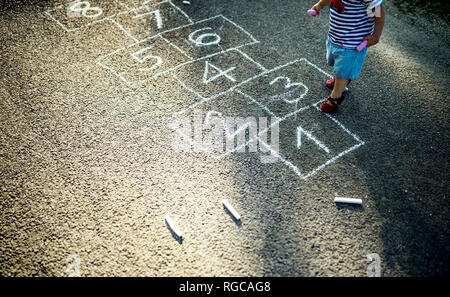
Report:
188,27,221,47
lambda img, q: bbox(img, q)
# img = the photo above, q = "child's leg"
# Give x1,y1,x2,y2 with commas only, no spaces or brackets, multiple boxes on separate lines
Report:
330,77,348,99
323,77,348,107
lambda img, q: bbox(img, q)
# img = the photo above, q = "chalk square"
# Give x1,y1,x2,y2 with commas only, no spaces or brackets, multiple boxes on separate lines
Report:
159,15,259,61
97,36,192,87
237,59,333,119
170,49,265,99
45,1,126,32
111,0,193,41
167,91,272,159
257,104,364,179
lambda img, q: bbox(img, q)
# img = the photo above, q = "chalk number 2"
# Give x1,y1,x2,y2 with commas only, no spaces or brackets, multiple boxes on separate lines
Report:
269,76,308,104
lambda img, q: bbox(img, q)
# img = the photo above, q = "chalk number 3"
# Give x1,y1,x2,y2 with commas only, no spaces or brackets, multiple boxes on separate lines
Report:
69,1,103,18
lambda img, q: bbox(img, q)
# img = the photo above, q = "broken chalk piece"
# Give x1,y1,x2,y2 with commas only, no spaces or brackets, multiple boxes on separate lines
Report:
334,197,363,205
223,199,241,221
165,214,182,238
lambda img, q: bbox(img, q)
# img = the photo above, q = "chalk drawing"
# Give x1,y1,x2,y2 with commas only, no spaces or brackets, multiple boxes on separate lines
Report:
131,46,163,71
97,15,260,88
43,1,364,180
297,126,330,153
110,18,139,42
254,101,364,180
111,1,193,42
202,61,236,84
166,51,364,179
269,76,308,104
133,9,163,29
204,111,254,144
188,27,221,47
259,124,363,179
68,1,103,18
44,1,127,32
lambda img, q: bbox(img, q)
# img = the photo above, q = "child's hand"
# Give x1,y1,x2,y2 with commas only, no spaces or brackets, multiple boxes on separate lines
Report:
310,3,324,15
363,34,380,47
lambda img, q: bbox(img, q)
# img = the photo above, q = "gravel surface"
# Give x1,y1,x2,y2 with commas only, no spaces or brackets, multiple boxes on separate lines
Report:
0,0,449,277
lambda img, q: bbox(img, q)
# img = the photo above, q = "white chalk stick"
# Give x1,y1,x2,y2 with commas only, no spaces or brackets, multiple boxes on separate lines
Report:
223,199,241,221
334,197,363,205
165,214,182,238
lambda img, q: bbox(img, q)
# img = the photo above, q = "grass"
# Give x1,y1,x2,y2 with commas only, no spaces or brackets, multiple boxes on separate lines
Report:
392,0,450,23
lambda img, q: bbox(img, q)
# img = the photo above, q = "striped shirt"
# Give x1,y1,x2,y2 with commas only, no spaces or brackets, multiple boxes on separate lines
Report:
328,0,384,49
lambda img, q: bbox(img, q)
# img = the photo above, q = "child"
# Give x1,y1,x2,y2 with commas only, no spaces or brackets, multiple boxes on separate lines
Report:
310,0,385,113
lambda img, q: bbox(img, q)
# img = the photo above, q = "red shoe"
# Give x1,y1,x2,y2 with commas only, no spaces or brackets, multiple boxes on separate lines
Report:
320,94,345,113
325,78,351,89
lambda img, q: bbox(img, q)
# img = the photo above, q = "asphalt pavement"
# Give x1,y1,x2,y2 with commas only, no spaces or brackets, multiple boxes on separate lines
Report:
0,0,449,276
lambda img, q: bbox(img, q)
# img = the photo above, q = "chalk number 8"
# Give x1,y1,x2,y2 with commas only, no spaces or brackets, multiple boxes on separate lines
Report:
69,1,103,18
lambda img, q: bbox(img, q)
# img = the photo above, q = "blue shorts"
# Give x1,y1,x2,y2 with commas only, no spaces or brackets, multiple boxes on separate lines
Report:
326,37,368,79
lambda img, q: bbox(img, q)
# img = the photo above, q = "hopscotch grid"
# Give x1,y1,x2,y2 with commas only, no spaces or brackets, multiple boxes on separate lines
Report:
302,59,348,91
235,89,276,118
46,1,193,39
96,15,260,87
160,35,193,60
259,140,306,178
171,72,207,101
312,102,364,144
168,0,194,24
220,15,259,44
215,102,312,159
169,57,364,176
97,61,135,87
234,48,268,72
256,100,365,179
112,1,193,42
169,58,309,125
45,1,363,179
124,43,260,86
175,58,309,102
113,0,130,10
44,9,71,33
109,18,139,42
139,15,259,45
96,35,163,87
45,4,125,33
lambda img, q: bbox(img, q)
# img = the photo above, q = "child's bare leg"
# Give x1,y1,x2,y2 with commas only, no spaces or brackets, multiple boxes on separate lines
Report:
327,77,348,105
